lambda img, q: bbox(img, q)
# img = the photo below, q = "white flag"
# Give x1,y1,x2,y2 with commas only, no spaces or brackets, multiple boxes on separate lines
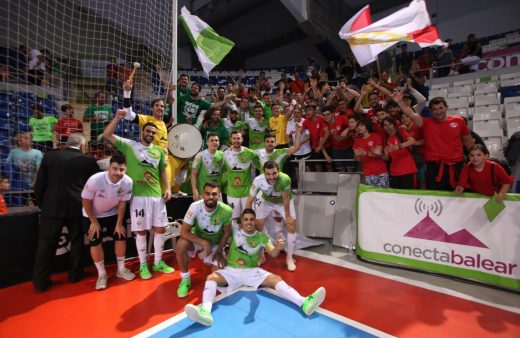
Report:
179,7,235,77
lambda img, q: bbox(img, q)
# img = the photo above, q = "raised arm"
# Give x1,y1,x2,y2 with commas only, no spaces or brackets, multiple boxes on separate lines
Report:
391,90,423,127
103,109,125,144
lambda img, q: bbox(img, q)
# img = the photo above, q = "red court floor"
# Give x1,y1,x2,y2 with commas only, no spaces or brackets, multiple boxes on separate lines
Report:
0,251,519,337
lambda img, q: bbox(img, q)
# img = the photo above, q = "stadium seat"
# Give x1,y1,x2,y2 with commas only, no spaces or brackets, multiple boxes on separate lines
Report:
448,85,473,97
473,105,502,121
473,120,503,138
505,102,520,118
506,117,520,138
499,72,520,81
500,78,520,87
474,81,499,95
453,79,474,87
504,96,520,104
446,96,470,109
482,136,505,160
429,88,448,98
474,93,500,106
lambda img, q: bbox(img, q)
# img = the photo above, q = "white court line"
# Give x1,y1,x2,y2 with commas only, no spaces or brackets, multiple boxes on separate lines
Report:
133,286,394,338
295,249,520,315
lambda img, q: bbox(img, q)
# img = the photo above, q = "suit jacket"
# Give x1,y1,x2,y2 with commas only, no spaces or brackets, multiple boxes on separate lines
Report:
34,148,100,218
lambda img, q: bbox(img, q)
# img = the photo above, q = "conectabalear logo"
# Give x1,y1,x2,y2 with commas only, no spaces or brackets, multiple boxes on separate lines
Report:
404,198,487,248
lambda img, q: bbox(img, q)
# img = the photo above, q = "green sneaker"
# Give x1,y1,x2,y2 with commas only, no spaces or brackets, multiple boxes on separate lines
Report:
139,263,152,280
152,260,175,274
177,278,191,298
185,304,213,326
301,287,326,316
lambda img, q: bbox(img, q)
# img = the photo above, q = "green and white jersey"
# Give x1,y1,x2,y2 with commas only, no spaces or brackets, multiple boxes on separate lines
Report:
250,172,292,204
222,147,257,198
177,96,211,125
115,137,166,197
244,118,269,150
254,148,289,173
83,105,112,136
183,200,232,244
191,149,224,194
223,118,245,134
226,223,271,268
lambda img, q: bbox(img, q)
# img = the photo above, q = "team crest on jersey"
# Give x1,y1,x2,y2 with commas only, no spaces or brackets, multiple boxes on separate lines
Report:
449,122,458,128
234,176,242,185
116,187,124,196
144,171,153,182
213,217,220,224
252,136,260,144
368,141,374,147
246,237,257,247
147,148,161,159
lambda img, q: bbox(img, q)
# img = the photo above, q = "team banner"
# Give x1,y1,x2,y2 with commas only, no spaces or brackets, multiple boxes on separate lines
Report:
356,184,520,291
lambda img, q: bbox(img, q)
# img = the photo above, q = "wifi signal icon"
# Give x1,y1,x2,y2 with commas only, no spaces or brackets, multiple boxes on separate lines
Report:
414,198,443,216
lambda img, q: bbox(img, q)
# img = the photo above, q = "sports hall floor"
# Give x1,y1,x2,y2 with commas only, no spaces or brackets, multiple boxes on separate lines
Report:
0,242,519,337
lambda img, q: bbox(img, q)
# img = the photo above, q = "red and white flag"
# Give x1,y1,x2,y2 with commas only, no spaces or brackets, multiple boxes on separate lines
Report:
339,0,444,66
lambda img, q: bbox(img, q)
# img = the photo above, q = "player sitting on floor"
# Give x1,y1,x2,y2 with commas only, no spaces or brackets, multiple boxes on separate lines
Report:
184,208,326,326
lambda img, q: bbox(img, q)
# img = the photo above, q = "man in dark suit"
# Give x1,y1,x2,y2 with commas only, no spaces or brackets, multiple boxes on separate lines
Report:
33,133,99,292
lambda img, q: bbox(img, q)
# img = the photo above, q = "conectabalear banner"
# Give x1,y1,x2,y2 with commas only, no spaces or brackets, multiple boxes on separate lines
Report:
355,184,520,291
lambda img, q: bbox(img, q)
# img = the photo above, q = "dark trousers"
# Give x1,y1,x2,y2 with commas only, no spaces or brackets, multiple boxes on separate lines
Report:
425,161,464,191
32,217,84,288
390,173,416,189
33,141,54,153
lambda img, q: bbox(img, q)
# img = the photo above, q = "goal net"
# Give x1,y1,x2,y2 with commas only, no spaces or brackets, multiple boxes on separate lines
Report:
0,0,174,207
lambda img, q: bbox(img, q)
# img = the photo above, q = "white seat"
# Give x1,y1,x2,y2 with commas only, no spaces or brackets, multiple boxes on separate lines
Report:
482,137,505,160
429,88,448,98
504,96,520,104
453,79,474,87
430,83,450,90
474,81,498,95
448,85,473,97
474,104,501,115
473,111,502,122
500,78,520,87
500,72,520,80
506,117,520,138
473,120,503,138
446,96,470,109
447,107,469,119
474,93,500,107
505,103,520,118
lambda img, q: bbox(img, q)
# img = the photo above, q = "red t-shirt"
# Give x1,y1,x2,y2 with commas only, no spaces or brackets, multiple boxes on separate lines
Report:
303,116,328,150
289,80,305,94
353,133,387,176
374,124,386,143
0,194,7,215
458,160,514,196
55,118,84,137
329,115,351,149
422,116,470,162
386,130,417,176
106,64,119,79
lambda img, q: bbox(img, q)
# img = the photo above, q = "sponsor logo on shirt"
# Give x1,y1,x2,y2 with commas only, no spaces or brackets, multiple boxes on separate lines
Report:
368,141,374,147
449,122,458,128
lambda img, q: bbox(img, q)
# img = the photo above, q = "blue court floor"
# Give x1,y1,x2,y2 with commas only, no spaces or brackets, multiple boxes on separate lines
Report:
145,289,380,338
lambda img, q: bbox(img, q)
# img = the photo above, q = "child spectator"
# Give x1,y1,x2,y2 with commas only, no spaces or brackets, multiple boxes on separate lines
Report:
29,104,57,152
7,132,43,188
353,118,388,187
381,116,417,189
0,175,9,215
55,104,83,146
455,145,514,203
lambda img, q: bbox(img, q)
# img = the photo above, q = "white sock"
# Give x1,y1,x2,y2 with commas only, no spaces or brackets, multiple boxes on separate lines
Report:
275,281,305,307
202,280,217,312
180,271,190,280
94,260,106,277
136,234,147,264
287,233,296,260
116,256,126,271
153,232,165,265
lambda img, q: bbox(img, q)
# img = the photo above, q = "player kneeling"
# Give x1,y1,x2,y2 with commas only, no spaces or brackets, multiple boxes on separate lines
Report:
184,208,326,326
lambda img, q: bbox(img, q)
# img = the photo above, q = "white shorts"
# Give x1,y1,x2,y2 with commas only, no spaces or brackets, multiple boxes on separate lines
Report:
215,266,271,293
189,242,220,266
227,196,248,219
130,196,168,232
255,198,296,221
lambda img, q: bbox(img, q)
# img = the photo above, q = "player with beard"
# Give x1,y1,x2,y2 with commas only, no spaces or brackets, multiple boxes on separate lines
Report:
245,161,298,271
223,130,258,221
175,182,232,298
184,208,326,327
103,110,174,280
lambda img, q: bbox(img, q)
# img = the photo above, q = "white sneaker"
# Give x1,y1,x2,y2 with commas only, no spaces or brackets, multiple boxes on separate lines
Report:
286,258,296,272
172,191,188,198
96,275,108,290
116,267,136,281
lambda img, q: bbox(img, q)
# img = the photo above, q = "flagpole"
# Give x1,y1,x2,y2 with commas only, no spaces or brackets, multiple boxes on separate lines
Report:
172,0,178,125
376,58,382,80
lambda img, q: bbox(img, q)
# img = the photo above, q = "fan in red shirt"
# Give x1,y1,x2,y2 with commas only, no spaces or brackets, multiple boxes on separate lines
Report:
302,102,330,172
455,145,513,203
0,175,9,215
353,118,388,187
381,116,417,189
55,104,84,146
400,113,425,188
393,92,474,191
